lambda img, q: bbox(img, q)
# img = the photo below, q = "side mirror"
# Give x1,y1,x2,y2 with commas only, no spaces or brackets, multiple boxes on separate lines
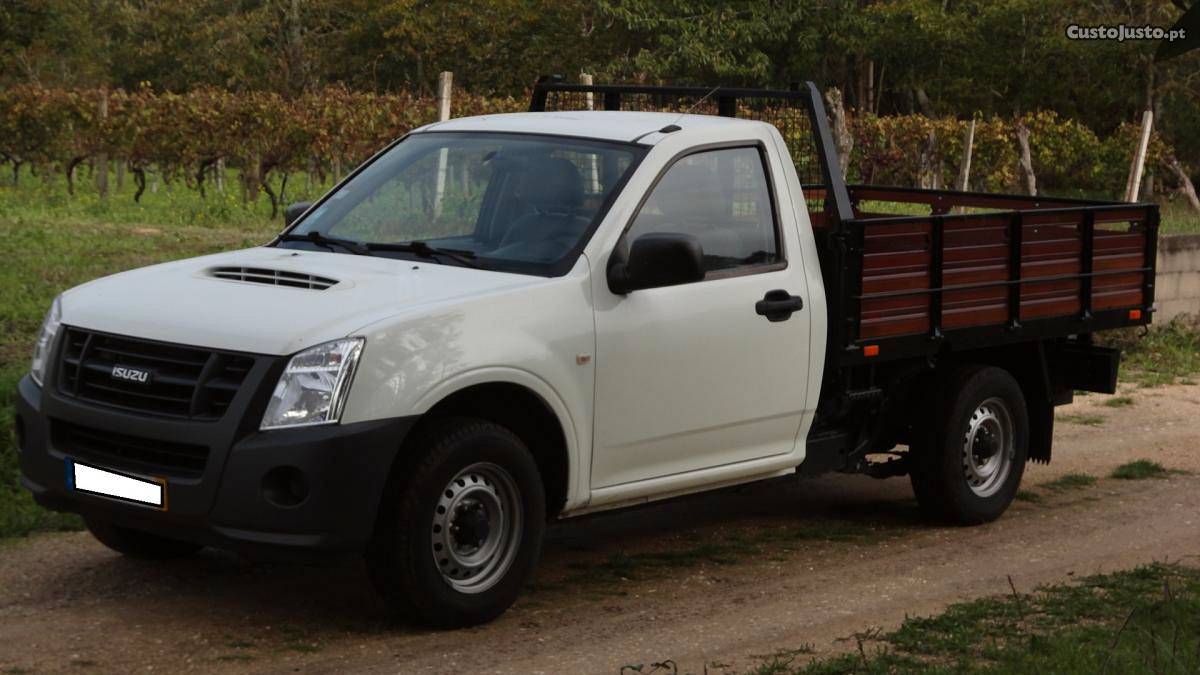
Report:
284,201,313,227
608,232,705,295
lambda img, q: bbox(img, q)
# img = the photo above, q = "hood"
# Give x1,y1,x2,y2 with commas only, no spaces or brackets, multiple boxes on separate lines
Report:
60,247,544,355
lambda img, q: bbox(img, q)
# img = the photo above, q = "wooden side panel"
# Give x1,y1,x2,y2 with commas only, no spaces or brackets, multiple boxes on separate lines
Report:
852,198,1153,343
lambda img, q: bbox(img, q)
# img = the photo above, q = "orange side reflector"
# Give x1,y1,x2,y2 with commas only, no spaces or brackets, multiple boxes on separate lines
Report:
863,345,880,357
1129,309,1142,320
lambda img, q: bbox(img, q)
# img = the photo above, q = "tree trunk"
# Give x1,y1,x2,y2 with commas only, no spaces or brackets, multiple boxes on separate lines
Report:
195,160,208,199
279,171,290,207
1164,154,1200,212
917,129,938,189
824,87,853,179
66,156,86,196
260,172,279,219
131,165,146,202
96,90,109,198
1015,122,1037,196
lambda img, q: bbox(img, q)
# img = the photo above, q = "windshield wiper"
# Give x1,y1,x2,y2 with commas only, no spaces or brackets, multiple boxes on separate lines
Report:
367,241,480,268
277,232,373,256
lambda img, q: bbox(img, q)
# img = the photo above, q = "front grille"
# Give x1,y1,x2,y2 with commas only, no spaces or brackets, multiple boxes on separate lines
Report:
209,266,338,290
57,328,255,420
53,420,209,478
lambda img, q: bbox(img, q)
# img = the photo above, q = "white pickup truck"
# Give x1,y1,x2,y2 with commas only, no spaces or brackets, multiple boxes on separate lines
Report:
17,82,1158,626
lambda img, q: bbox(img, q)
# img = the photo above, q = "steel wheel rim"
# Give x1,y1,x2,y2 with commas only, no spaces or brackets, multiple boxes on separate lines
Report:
961,397,1015,498
430,462,523,594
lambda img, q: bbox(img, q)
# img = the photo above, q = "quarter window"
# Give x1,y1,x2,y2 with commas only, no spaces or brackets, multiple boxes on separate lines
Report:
625,146,780,274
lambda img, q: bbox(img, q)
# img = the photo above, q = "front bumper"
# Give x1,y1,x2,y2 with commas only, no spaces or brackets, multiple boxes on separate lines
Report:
15,373,417,558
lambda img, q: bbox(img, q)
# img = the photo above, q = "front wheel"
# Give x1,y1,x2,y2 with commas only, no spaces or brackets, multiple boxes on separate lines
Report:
910,366,1029,524
367,418,546,628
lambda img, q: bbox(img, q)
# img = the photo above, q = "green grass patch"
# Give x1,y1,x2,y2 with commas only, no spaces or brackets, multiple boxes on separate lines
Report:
1058,412,1105,427
1099,317,1200,387
285,642,321,654
1111,460,1170,480
0,205,277,539
1014,489,1042,503
1160,201,1200,235
1103,395,1135,408
1040,473,1097,491
745,562,1200,674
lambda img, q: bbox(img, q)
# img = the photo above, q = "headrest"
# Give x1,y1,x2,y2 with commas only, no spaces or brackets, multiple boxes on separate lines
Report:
515,157,584,211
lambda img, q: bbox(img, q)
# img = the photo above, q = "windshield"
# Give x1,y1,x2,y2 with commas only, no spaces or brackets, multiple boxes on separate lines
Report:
282,132,645,276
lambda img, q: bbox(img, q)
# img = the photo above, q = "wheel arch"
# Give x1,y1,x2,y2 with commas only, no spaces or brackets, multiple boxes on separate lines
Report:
409,375,577,518
937,342,1055,464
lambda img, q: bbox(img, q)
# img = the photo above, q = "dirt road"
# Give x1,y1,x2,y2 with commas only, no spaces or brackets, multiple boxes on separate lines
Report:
2,383,1199,674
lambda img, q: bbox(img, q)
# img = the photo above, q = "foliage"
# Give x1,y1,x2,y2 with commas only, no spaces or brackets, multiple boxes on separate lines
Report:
1098,316,1200,387
0,85,524,214
0,84,1183,206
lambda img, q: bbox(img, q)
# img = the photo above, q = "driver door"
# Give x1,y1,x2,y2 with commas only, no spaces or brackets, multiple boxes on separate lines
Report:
590,145,813,489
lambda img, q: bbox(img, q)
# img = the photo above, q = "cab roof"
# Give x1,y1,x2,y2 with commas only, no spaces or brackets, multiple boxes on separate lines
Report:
414,111,765,145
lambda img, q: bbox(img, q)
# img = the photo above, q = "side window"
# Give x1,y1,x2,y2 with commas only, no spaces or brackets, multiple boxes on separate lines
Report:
625,146,780,274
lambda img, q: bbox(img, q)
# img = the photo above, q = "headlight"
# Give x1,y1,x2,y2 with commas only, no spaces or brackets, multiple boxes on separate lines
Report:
260,338,364,430
30,295,63,387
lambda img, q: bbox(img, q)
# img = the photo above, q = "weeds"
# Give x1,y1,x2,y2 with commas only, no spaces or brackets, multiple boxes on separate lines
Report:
1099,317,1200,387
1059,413,1105,426
1015,490,1042,503
1040,473,1097,491
1103,395,1135,408
1111,460,1171,480
735,563,1200,674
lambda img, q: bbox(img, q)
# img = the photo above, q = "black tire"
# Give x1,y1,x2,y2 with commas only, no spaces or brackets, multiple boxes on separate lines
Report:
367,417,546,628
909,365,1029,525
84,517,204,559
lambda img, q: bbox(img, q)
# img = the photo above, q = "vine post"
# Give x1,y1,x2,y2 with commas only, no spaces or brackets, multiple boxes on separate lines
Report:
434,71,453,218
96,89,109,198
1124,109,1153,202
581,73,600,192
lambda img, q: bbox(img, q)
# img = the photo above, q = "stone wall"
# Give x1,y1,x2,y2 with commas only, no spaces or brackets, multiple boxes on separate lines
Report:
1155,234,1200,322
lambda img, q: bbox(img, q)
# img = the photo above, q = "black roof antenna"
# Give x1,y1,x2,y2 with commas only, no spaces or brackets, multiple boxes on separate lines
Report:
631,84,722,142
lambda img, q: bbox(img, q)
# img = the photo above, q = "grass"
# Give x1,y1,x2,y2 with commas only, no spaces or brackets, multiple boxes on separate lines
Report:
1111,460,1171,480
1039,473,1097,491
1099,316,1200,387
0,171,281,539
1014,489,1042,503
1103,395,1135,408
739,562,1200,674
1159,201,1200,235
1057,412,1105,427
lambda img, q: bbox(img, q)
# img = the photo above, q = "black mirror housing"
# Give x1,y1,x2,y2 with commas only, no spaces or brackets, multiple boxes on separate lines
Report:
608,232,705,294
284,201,314,227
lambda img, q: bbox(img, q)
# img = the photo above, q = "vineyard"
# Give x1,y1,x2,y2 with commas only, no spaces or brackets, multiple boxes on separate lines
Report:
0,85,1194,221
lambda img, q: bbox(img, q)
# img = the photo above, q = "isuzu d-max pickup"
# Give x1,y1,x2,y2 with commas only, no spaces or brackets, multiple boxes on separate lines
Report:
16,81,1159,626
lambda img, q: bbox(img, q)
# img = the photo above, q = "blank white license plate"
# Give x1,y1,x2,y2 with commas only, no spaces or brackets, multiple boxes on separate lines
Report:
69,461,166,509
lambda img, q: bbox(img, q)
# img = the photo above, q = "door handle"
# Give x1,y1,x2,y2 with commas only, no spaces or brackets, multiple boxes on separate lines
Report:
755,289,804,322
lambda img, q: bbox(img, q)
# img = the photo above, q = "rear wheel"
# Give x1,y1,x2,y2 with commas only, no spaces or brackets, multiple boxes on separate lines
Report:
84,517,204,559
367,418,545,628
910,366,1029,524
